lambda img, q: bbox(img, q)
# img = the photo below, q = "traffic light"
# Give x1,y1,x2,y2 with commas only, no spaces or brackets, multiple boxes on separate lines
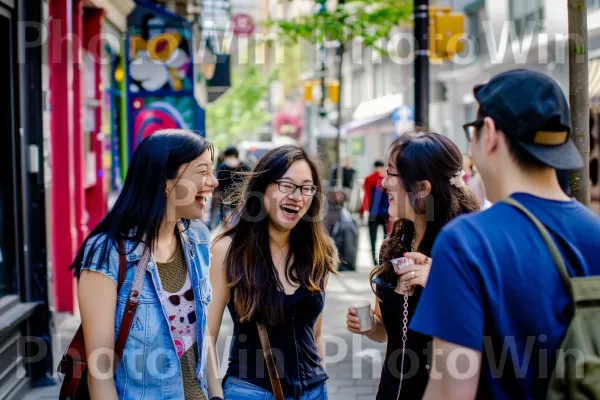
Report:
302,79,340,104
429,7,465,61
326,79,340,104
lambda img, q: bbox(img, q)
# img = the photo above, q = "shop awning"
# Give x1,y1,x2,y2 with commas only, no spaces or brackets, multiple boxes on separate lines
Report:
341,114,390,137
590,59,600,109
342,93,404,136
352,93,404,120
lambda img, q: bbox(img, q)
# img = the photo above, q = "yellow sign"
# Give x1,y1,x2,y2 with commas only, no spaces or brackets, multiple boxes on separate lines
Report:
429,7,465,62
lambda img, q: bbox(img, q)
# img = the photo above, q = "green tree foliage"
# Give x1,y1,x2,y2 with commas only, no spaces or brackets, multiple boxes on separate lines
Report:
267,0,412,51
206,64,278,150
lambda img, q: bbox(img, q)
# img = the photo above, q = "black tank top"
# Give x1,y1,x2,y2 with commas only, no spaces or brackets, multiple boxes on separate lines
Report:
224,285,328,398
376,283,432,400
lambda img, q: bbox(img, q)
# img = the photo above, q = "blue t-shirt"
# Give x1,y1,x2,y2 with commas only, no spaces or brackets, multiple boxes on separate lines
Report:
410,193,600,399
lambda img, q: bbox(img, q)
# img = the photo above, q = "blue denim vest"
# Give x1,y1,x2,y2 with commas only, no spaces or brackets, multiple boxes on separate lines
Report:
81,220,212,399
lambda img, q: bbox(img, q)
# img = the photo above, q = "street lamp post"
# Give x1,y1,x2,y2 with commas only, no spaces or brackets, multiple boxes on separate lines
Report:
317,0,327,119
414,0,429,128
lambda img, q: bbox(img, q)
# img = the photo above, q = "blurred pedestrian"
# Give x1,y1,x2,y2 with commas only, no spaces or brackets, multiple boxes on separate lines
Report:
411,69,600,399
206,145,337,399
326,191,358,271
71,130,218,399
215,146,250,230
361,160,389,265
346,132,480,400
330,155,356,202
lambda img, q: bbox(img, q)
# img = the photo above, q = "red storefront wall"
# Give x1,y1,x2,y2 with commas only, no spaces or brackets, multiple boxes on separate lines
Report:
50,0,106,313
83,9,106,231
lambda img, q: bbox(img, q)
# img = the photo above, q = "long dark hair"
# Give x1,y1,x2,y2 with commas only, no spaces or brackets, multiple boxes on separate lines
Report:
371,131,480,288
216,145,338,326
71,130,214,277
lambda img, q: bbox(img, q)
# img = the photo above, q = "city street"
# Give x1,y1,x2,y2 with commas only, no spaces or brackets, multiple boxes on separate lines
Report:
24,225,386,399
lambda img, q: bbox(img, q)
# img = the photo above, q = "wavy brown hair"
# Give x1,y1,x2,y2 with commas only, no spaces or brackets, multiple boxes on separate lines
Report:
215,145,338,326
371,131,480,291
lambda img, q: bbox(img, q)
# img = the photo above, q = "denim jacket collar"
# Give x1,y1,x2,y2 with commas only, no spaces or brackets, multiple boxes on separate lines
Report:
125,220,202,263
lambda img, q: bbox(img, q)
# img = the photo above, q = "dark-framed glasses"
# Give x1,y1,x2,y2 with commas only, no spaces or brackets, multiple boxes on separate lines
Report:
275,180,318,196
463,119,484,142
385,168,401,177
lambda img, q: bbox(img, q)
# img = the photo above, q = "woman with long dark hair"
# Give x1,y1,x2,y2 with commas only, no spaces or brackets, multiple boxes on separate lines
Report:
73,130,218,399
346,131,480,399
206,145,338,399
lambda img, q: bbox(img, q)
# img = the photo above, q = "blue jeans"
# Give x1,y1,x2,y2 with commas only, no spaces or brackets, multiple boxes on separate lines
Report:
223,377,328,400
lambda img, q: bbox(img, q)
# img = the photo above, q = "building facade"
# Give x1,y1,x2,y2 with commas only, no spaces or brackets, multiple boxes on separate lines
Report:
49,0,134,315
0,0,54,397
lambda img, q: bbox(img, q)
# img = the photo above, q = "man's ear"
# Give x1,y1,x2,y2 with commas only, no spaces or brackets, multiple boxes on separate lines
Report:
483,116,500,154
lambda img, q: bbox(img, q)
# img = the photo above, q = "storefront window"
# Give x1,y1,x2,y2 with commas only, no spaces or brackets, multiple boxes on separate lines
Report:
102,45,124,195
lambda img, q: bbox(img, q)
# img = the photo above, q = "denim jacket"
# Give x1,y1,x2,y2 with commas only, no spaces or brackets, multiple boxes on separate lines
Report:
80,220,212,399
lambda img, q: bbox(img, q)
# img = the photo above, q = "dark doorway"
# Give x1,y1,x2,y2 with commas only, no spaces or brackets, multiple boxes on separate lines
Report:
0,5,18,298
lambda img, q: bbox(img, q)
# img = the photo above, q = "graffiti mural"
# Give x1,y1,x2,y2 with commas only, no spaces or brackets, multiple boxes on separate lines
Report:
126,1,204,155
132,96,197,146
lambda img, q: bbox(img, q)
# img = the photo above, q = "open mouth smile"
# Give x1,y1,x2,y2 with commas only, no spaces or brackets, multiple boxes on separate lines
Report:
280,204,301,217
195,192,212,205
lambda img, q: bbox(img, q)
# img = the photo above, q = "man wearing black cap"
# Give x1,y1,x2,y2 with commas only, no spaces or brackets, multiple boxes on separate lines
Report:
409,69,600,399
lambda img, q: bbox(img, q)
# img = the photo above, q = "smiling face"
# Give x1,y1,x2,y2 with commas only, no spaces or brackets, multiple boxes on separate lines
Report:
166,150,218,220
382,152,414,221
264,160,316,233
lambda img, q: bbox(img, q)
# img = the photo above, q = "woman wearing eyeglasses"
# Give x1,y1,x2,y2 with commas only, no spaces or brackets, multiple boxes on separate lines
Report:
206,145,338,400
346,131,480,399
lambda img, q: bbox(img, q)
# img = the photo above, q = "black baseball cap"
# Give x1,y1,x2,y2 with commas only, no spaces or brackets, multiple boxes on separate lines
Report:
473,69,583,170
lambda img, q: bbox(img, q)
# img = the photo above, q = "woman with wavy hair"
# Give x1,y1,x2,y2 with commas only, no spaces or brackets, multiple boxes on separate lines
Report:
206,145,338,400
346,131,480,399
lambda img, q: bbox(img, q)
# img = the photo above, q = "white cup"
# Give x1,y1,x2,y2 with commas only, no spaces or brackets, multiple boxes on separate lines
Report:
351,300,372,332
391,257,414,274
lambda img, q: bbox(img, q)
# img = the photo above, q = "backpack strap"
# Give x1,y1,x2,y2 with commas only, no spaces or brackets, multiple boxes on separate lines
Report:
502,197,573,299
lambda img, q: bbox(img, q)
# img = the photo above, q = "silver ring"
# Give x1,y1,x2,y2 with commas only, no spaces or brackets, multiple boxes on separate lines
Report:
412,271,415,279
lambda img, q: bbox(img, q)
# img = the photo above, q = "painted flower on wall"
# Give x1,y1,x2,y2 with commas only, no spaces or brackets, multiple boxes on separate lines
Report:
129,32,191,93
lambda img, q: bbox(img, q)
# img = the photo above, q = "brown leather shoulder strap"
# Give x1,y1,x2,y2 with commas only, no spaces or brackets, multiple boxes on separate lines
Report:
257,322,285,400
117,239,126,292
113,247,151,367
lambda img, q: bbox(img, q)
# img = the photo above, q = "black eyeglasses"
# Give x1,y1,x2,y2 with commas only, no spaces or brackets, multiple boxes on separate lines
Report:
275,180,318,196
385,168,401,178
463,119,485,142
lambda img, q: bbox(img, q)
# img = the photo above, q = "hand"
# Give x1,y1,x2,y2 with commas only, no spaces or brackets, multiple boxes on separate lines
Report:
346,307,375,335
396,252,432,289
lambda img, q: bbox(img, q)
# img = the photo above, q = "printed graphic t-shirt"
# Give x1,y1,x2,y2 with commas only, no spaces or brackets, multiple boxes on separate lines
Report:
156,237,204,400
410,193,600,399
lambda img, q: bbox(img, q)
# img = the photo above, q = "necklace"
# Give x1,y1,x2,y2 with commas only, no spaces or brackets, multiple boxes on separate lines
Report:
399,236,416,400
